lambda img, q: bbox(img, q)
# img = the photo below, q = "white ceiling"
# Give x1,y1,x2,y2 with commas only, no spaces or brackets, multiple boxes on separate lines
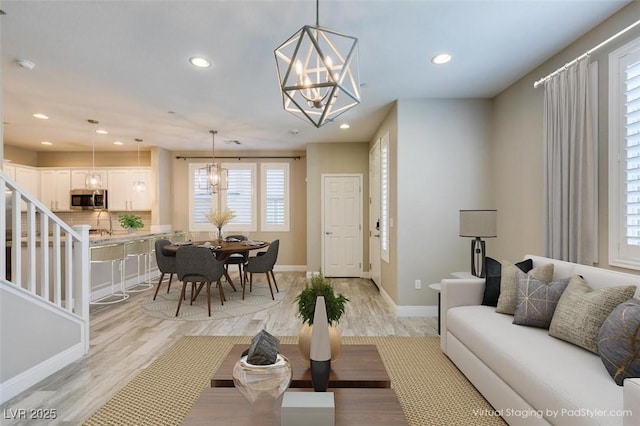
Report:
0,0,631,153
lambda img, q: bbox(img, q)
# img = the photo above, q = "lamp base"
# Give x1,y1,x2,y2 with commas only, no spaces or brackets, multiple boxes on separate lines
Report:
471,238,486,278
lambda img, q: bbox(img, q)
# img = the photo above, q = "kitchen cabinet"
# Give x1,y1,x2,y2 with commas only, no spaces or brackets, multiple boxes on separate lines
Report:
70,169,109,190
14,165,39,211
108,168,151,211
3,162,16,180
39,169,71,211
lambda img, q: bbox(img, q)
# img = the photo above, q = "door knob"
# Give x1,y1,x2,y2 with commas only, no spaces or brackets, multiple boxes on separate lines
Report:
325,231,333,235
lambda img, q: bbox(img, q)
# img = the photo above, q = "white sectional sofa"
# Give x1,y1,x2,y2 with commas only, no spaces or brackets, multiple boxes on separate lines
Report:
440,255,640,426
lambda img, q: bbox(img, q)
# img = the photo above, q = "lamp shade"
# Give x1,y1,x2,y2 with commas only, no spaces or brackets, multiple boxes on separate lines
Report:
459,210,497,238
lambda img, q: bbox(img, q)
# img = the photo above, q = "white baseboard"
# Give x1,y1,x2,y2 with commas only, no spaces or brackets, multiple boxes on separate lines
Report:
274,265,307,272
0,342,85,404
379,287,437,317
305,270,369,279
396,305,438,317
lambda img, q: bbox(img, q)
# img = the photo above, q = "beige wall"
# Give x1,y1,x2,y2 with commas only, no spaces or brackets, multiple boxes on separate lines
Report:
4,144,38,167
151,146,172,228
3,145,151,168
306,142,370,273
368,99,493,307
491,1,640,274
171,150,307,267
34,150,150,167
369,104,399,301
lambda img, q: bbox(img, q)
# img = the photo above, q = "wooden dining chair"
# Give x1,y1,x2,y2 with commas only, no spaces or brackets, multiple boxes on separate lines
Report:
243,239,279,300
176,246,226,317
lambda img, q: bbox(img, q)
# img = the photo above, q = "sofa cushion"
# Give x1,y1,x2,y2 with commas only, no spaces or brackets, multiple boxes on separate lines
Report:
482,258,533,307
447,305,624,425
513,274,570,329
597,298,640,386
496,261,554,315
549,275,636,354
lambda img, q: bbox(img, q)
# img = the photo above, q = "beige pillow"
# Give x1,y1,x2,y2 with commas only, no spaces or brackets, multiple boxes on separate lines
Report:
549,275,636,354
496,261,554,315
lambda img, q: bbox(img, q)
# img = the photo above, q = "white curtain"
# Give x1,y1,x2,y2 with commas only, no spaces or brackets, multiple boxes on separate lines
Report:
543,57,596,264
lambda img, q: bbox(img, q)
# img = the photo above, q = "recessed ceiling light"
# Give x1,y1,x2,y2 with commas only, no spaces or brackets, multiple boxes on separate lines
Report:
189,57,211,68
33,113,48,119
17,59,35,70
432,53,452,65
113,141,124,146
40,141,52,146
339,123,350,129
95,129,108,135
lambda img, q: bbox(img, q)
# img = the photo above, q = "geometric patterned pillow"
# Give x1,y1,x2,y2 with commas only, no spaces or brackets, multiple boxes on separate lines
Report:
513,274,570,329
496,261,554,315
549,275,636,354
597,298,640,386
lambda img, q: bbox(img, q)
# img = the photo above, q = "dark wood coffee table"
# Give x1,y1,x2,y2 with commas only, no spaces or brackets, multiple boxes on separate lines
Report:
211,344,390,389
180,388,408,425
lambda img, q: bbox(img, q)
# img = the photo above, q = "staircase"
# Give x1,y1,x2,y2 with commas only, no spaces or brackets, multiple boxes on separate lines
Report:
0,170,90,404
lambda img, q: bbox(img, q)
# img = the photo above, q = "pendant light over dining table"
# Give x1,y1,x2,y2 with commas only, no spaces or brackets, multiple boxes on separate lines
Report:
85,119,103,189
206,130,227,194
132,138,146,193
274,0,360,128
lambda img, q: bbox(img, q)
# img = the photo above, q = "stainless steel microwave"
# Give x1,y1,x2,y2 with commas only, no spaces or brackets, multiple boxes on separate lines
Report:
70,189,108,210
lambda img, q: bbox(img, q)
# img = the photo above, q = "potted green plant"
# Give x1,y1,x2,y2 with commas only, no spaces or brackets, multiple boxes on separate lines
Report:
295,270,348,361
119,213,144,233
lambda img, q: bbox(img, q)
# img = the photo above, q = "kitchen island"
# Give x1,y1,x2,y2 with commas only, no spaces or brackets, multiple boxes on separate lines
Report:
90,231,187,302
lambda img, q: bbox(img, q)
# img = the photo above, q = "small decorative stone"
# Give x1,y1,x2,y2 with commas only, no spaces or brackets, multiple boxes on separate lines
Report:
243,329,280,365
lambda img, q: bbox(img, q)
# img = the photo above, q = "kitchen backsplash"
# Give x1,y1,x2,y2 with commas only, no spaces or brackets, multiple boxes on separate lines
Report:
15,210,151,236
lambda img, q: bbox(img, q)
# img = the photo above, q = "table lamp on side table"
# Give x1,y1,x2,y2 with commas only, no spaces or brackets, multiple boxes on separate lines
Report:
459,209,497,278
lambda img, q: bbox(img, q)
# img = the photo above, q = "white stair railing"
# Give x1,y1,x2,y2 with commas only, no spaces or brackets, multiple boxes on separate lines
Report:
0,170,90,354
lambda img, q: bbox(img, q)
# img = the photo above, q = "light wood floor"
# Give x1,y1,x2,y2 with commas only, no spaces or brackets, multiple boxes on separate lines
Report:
1,271,437,425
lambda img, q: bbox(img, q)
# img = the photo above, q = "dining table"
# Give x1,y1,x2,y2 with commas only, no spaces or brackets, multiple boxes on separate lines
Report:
161,239,270,290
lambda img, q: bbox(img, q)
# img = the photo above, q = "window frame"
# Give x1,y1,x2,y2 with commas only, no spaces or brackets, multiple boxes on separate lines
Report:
608,35,640,270
221,162,257,233
380,131,390,263
188,162,219,232
260,162,290,232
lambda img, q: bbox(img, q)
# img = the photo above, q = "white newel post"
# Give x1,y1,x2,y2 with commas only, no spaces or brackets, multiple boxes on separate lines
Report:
73,224,91,355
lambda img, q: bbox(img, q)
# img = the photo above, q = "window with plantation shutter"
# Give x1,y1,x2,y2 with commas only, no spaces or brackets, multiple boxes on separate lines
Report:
189,163,218,230
609,36,640,269
221,163,256,231
261,163,289,231
381,132,390,262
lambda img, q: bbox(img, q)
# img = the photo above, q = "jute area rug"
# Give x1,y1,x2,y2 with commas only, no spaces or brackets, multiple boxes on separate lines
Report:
141,283,285,321
83,336,506,426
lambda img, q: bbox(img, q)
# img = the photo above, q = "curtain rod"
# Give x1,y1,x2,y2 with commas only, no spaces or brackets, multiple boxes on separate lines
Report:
176,155,303,160
533,18,640,88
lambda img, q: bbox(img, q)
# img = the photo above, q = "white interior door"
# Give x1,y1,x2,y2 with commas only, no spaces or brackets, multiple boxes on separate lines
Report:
322,175,362,277
369,141,382,286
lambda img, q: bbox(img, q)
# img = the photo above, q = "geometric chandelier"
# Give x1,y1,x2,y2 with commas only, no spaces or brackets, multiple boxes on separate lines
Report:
274,0,360,128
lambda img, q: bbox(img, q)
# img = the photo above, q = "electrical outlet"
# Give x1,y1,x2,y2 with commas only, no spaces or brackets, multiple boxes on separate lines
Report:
415,279,421,290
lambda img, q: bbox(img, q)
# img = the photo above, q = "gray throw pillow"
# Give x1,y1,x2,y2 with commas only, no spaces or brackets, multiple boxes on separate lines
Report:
549,275,636,354
496,261,554,315
597,298,640,385
513,273,570,329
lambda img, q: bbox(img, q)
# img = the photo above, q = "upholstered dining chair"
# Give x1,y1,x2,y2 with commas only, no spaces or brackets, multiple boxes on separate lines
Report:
153,239,178,300
242,239,279,300
176,246,226,317
224,234,248,287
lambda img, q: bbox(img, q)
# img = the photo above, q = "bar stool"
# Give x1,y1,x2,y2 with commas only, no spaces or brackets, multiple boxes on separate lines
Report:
124,239,153,292
90,243,129,305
